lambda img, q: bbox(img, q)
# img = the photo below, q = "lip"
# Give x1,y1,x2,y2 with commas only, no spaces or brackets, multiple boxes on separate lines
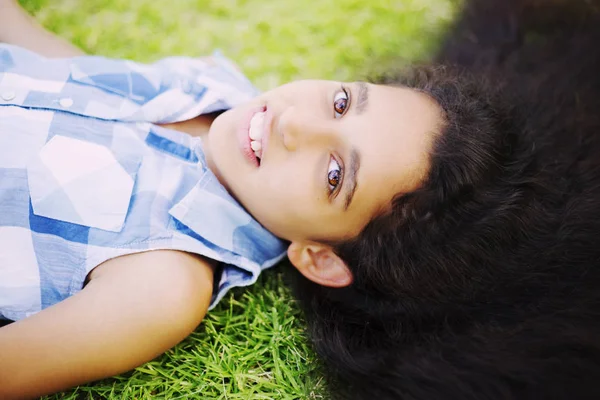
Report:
260,106,273,164
237,105,266,167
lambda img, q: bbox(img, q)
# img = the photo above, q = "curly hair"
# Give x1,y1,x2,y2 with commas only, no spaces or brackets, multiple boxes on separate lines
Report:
290,1,600,399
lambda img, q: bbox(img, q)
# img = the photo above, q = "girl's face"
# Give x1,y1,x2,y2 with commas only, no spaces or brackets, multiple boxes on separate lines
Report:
204,80,442,243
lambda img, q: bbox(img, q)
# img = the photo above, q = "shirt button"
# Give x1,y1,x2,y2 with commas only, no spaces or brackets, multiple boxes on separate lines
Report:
59,98,74,108
1,90,16,101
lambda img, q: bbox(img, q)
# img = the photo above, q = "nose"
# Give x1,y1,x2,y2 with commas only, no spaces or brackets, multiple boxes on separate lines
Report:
278,107,338,152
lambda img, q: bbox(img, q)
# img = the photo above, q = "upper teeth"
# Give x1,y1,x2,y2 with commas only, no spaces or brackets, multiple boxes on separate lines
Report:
249,111,265,159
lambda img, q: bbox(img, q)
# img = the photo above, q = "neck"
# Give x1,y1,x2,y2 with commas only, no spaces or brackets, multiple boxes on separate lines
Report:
158,113,222,186
158,113,216,139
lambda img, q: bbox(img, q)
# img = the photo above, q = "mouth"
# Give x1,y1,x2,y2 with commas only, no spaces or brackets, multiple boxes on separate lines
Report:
241,105,271,167
249,110,266,165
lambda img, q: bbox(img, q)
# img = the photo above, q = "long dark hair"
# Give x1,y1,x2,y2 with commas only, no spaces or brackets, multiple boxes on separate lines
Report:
291,1,600,399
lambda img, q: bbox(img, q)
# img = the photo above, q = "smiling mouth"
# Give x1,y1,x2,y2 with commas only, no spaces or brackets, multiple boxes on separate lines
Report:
249,109,266,165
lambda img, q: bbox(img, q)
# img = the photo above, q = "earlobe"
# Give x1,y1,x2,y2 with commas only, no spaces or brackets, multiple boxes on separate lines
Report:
287,241,353,288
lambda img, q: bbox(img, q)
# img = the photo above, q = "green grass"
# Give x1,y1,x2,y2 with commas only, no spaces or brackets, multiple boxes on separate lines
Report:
18,0,457,398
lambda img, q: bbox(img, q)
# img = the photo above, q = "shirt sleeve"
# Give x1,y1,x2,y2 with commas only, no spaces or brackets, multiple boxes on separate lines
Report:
0,44,259,124
70,51,260,123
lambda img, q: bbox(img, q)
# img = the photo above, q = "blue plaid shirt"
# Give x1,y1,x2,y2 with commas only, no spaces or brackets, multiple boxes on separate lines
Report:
0,45,287,321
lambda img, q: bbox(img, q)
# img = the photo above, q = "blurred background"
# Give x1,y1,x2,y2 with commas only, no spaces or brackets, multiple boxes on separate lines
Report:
18,0,457,398
21,0,456,88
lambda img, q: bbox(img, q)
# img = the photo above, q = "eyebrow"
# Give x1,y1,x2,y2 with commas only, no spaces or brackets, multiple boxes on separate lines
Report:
343,147,361,211
339,82,367,210
355,81,370,115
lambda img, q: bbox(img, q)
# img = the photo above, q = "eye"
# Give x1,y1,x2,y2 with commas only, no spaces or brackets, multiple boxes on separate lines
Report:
333,86,350,119
327,156,343,194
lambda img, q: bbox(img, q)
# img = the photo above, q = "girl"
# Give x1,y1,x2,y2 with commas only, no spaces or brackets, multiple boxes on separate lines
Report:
2,1,600,400
0,1,441,398
291,0,600,399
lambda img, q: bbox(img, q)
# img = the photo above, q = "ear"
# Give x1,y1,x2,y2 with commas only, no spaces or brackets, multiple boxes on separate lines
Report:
287,241,353,287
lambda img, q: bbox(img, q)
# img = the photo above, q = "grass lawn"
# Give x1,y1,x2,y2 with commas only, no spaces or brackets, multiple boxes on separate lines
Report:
18,0,457,398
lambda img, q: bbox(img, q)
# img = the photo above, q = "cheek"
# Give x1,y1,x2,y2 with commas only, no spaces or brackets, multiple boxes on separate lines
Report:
252,166,314,223
258,166,303,204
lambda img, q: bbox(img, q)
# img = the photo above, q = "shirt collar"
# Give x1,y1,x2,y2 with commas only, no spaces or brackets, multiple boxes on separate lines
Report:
168,161,286,265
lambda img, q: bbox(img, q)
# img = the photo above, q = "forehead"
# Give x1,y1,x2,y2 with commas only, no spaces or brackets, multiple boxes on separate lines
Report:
349,84,441,220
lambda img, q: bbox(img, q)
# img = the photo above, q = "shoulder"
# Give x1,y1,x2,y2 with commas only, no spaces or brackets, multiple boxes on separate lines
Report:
87,250,217,315
88,249,216,281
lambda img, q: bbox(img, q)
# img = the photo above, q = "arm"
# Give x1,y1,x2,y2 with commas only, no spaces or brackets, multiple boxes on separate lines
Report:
0,0,84,57
0,250,214,399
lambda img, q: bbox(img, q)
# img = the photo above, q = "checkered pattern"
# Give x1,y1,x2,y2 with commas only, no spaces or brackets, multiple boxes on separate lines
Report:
0,45,286,321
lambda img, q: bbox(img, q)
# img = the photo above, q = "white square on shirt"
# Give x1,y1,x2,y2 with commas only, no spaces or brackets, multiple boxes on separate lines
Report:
0,226,42,316
0,72,66,93
0,107,52,169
